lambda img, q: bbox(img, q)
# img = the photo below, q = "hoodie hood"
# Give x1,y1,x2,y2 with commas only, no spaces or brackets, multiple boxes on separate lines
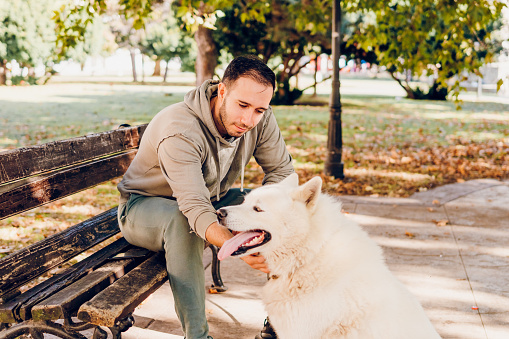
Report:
184,79,245,199
184,80,225,142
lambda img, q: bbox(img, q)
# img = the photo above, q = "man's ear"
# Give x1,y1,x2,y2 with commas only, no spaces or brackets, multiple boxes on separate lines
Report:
291,176,322,211
279,173,299,188
217,82,227,100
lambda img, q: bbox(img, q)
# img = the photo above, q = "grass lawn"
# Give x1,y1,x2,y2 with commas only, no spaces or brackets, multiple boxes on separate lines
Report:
1,76,508,255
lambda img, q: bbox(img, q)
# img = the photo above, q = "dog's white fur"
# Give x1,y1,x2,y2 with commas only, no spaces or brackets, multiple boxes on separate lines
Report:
219,174,441,339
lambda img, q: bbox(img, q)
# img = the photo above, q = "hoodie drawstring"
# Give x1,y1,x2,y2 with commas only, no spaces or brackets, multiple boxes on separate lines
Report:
216,137,221,201
240,135,245,192
215,135,246,201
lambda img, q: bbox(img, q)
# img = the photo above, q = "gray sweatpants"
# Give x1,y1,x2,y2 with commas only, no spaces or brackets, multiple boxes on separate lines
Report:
117,189,248,339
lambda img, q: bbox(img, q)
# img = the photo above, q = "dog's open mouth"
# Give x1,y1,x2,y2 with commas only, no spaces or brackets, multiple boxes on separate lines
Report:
218,230,271,260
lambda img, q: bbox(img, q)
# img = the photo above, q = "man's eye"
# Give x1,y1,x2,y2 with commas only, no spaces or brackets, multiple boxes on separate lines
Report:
253,206,263,212
240,104,247,108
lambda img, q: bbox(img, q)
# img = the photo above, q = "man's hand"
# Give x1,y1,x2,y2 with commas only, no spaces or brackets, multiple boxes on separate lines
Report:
241,252,270,274
205,221,234,247
205,222,270,274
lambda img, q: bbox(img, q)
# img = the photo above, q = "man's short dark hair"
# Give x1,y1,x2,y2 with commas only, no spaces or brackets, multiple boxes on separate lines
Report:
222,55,276,91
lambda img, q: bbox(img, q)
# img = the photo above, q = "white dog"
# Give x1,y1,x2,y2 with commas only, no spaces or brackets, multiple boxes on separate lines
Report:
217,174,440,339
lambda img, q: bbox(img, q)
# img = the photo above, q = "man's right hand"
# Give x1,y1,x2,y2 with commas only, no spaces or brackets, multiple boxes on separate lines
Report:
205,221,234,247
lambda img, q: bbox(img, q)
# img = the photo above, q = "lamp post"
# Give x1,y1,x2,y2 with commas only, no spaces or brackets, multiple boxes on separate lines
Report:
324,0,344,179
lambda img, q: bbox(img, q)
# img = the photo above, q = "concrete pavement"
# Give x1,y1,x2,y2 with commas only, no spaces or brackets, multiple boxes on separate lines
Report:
124,179,509,339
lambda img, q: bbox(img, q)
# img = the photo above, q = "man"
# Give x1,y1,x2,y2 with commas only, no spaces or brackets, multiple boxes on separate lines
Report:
117,55,293,339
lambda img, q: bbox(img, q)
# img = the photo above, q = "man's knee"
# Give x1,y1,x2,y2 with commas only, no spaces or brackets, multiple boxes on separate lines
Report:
120,195,190,251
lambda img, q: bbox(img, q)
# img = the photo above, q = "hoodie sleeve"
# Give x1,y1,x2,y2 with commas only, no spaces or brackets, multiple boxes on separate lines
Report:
253,109,295,185
157,134,217,239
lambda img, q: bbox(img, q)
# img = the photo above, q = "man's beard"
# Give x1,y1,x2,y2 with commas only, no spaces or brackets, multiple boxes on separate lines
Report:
218,98,250,138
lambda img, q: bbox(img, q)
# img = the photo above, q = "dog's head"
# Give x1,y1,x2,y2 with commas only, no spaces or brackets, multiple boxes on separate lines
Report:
217,173,322,260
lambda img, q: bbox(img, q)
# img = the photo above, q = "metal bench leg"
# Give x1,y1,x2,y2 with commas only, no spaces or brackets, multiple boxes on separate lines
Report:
0,320,87,339
209,245,228,293
108,314,135,339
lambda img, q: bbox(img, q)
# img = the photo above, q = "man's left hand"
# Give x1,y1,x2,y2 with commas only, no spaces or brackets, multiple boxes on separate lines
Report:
241,252,270,273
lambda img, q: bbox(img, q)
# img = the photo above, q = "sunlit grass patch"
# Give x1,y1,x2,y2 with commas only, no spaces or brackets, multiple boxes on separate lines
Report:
1,79,509,253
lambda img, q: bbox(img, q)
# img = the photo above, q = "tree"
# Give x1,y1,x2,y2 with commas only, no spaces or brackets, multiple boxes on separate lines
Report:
174,0,270,86
63,19,108,71
215,0,333,104
140,5,195,82
54,0,270,86
53,0,505,101
109,15,146,82
350,0,506,101
0,0,57,85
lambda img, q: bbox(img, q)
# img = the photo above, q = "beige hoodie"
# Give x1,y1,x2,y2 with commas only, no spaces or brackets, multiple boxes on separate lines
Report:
117,80,294,239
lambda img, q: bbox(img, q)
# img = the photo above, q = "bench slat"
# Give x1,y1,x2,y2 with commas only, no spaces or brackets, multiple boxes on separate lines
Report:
77,252,168,327
0,150,137,220
31,255,146,321
18,239,132,321
0,208,119,299
0,124,146,185
0,238,131,323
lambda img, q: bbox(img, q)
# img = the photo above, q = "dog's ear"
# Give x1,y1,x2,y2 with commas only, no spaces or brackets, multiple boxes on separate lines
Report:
292,176,322,211
279,173,299,188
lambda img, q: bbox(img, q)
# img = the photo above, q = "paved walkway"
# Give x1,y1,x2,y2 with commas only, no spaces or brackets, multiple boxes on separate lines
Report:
124,179,509,339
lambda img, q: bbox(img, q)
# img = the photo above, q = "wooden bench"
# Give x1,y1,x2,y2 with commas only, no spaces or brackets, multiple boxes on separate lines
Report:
0,125,227,339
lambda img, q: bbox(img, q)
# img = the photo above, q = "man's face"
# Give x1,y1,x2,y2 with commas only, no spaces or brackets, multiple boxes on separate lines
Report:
214,77,273,138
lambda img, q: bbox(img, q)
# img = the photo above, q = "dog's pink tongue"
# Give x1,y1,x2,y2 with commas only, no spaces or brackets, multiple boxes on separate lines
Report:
218,231,261,260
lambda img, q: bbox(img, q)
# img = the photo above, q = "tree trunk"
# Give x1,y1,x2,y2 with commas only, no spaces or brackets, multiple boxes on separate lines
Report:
130,49,137,82
141,54,145,83
0,61,6,85
163,60,169,83
194,25,217,87
313,56,318,97
153,59,161,76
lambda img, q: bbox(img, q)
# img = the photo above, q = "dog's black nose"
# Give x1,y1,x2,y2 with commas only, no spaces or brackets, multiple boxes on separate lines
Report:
216,208,227,221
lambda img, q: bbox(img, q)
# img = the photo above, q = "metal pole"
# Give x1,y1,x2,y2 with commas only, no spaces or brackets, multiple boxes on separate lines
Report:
324,0,344,179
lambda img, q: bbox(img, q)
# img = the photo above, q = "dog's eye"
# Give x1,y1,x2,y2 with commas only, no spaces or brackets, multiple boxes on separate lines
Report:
253,206,263,212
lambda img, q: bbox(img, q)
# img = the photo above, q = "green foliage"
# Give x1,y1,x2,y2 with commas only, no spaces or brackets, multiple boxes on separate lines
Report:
215,0,332,105
53,0,154,57
0,0,57,84
10,75,38,85
175,0,268,32
63,18,107,65
140,7,195,73
51,0,506,104
351,0,506,101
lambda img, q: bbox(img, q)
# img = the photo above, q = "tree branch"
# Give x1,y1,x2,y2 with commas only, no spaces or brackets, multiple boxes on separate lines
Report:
389,71,414,99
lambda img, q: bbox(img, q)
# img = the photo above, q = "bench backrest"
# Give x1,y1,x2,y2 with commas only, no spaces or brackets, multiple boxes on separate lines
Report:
0,125,147,301
0,124,147,220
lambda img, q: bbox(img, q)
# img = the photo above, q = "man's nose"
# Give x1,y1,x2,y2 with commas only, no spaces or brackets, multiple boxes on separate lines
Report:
240,111,255,126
